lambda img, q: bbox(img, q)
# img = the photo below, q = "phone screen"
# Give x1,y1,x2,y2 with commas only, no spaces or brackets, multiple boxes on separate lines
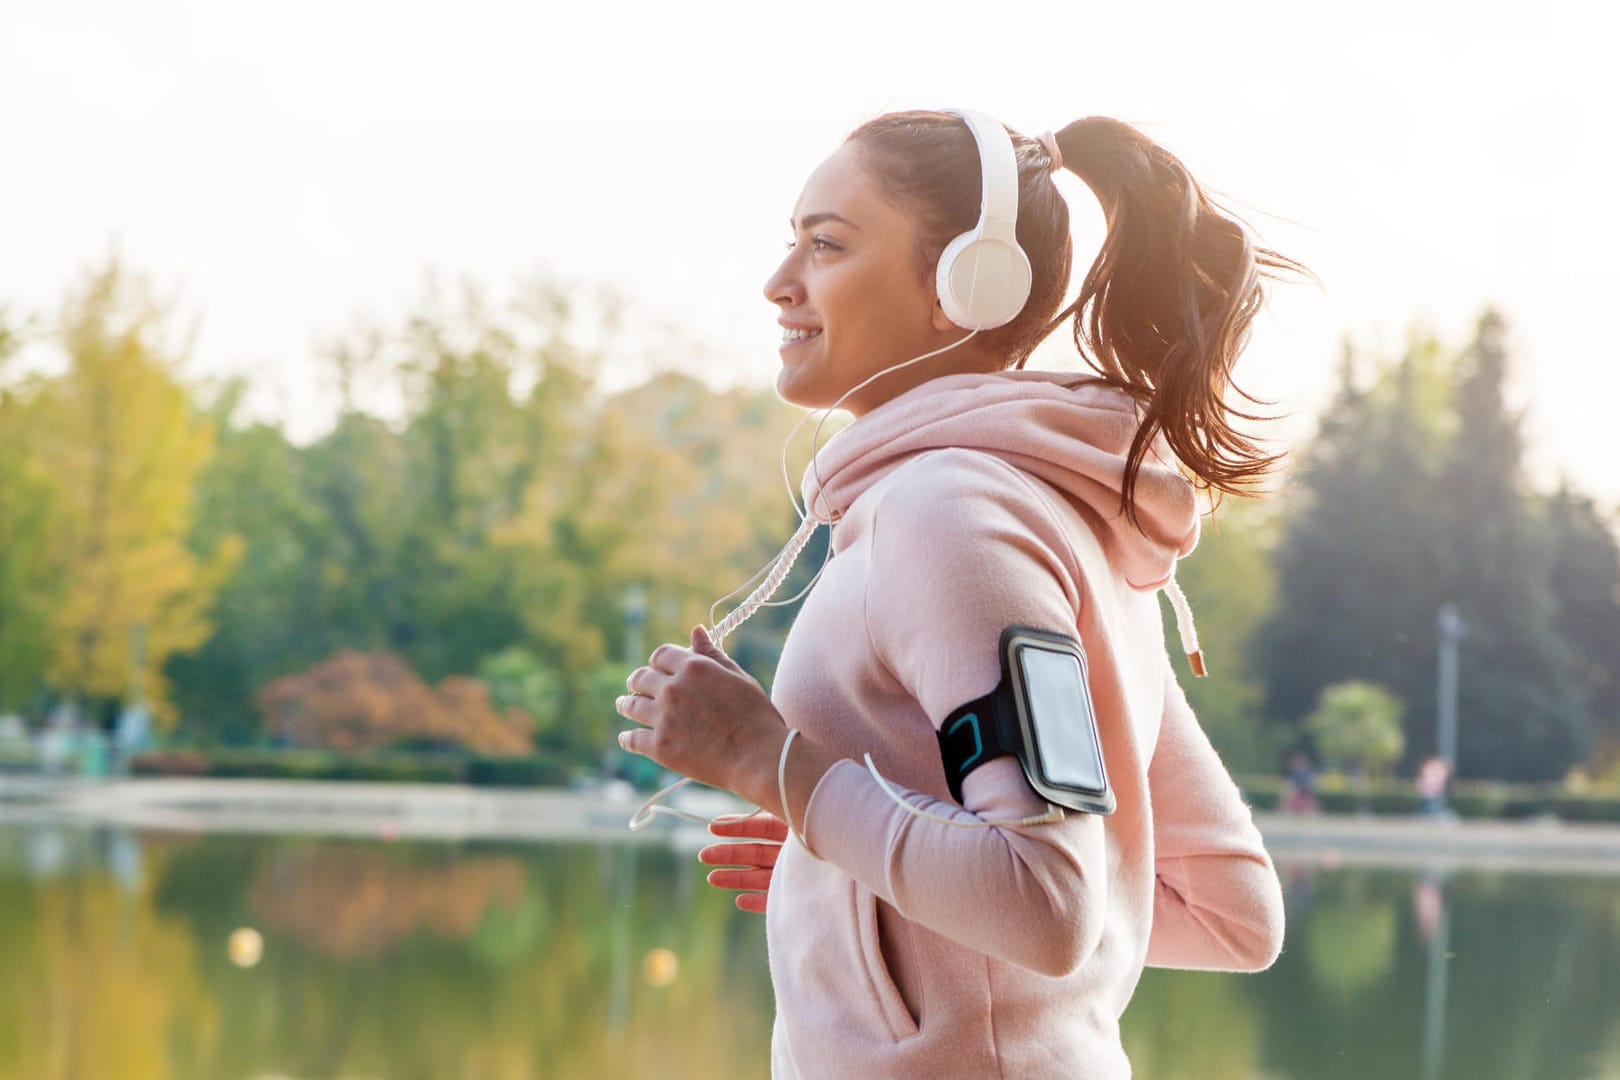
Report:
1016,644,1106,794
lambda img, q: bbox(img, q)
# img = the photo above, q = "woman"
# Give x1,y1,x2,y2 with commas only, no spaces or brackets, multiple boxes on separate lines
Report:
615,108,1300,1079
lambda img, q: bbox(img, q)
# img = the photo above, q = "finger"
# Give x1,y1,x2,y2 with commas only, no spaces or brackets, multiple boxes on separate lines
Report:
736,892,768,914
616,726,646,756
614,694,653,727
624,666,671,698
647,643,691,674
707,812,789,841
691,625,747,674
697,842,782,868
706,866,774,892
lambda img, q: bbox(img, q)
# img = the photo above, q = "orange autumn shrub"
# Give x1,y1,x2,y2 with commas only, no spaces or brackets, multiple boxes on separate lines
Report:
257,650,532,755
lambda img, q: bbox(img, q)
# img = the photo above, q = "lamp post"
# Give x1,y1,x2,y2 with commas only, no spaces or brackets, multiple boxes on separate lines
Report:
624,584,647,667
1435,603,1467,774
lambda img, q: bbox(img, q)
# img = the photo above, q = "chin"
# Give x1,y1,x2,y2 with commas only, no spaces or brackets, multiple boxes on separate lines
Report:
775,365,824,410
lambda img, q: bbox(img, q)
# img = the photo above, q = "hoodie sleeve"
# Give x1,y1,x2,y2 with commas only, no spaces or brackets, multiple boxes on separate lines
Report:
1143,662,1286,972
798,449,1110,979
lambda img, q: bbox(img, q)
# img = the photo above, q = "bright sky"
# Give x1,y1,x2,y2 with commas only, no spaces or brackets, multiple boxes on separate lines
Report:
2,0,1615,501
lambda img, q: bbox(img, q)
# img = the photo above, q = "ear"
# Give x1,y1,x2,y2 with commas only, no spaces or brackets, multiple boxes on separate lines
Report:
930,291,960,333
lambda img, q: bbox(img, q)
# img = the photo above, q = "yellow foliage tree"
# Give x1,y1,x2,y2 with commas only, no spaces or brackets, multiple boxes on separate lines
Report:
36,258,240,727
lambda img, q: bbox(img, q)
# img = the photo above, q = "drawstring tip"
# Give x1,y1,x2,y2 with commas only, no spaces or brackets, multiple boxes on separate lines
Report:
1163,573,1206,678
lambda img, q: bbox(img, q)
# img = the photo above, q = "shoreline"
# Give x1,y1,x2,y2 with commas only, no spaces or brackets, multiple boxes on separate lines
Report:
5,775,1620,872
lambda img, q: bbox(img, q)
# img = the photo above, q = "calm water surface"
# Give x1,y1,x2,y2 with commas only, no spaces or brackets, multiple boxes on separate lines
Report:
2,818,1618,1080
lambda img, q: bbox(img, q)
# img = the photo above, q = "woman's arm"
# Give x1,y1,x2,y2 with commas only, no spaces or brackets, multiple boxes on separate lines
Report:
789,451,1111,979
1143,665,1286,972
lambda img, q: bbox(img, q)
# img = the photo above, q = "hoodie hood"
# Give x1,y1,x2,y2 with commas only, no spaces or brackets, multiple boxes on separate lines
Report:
800,369,1200,591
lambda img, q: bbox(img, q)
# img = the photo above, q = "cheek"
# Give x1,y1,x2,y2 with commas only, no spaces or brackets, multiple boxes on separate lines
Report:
805,254,932,378
817,263,890,346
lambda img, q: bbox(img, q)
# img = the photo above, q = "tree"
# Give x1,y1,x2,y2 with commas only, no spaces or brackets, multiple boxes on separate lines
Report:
478,647,562,743
1432,311,1586,779
1162,499,1285,773
0,311,59,711
1305,680,1405,780
1544,486,1620,774
1260,334,1453,769
32,259,239,727
1259,313,1598,781
166,390,335,743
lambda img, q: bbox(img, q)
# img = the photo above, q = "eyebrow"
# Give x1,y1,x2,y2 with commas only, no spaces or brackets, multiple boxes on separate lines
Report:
789,212,861,231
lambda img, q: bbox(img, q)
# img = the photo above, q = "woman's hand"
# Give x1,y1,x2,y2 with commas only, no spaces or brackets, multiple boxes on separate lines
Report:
615,625,786,796
699,811,789,914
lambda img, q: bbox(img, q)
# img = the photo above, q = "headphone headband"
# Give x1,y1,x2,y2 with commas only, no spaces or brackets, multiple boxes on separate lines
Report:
934,108,1034,332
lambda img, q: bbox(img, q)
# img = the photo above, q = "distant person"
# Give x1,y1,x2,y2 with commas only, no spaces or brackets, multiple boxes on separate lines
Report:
1417,756,1451,817
1282,751,1320,814
614,107,1304,1078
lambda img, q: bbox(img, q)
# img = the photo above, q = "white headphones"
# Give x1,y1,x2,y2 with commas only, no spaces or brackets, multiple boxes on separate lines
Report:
935,108,1034,332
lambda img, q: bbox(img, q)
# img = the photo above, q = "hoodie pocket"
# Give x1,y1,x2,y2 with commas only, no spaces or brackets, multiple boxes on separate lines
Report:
853,884,920,1040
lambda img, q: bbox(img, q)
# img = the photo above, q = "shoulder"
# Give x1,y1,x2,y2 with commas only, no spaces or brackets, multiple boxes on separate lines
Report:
868,448,1082,591
874,447,1059,528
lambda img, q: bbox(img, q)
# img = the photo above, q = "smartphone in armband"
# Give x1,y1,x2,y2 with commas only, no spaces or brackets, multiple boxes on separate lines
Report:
936,625,1116,816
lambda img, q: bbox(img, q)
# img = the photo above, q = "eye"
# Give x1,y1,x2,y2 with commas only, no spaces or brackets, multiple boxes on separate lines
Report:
783,236,840,253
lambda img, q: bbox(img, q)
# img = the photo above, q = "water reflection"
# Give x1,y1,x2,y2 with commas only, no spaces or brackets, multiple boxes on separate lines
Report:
247,845,529,959
0,820,775,1079
2,820,1619,1079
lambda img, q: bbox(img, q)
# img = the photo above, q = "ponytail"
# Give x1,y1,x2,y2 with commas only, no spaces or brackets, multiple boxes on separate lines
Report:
1046,117,1309,518
847,111,1309,524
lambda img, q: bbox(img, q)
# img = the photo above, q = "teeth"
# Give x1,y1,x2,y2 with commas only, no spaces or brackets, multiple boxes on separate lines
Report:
782,328,822,342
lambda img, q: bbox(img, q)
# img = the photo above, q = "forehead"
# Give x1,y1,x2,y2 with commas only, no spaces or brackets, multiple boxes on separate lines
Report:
791,143,893,227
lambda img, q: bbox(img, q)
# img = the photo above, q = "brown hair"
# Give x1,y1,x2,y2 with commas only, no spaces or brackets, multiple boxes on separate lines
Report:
844,111,1310,521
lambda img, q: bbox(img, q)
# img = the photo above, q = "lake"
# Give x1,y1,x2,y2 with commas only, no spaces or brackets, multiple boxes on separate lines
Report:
1,818,1617,1079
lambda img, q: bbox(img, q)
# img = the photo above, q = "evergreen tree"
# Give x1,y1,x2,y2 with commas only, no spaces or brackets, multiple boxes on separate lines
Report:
1260,337,1453,769
1544,485,1620,772
1433,311,1585,779
1261,312,1600,780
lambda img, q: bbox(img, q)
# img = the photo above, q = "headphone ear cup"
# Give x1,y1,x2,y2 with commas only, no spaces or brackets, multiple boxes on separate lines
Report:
936,230,1034,331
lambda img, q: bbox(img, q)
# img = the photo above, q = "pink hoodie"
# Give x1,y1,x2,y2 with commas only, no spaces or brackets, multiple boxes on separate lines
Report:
763,369,1284,1079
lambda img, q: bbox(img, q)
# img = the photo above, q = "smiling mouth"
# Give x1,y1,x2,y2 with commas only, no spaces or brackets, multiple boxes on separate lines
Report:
780,329,822,351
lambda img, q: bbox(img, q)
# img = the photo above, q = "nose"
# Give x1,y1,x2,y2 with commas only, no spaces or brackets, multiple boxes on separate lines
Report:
763,253,803,310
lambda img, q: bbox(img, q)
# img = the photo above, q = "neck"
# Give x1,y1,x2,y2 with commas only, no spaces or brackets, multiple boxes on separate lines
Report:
843,339,1006,418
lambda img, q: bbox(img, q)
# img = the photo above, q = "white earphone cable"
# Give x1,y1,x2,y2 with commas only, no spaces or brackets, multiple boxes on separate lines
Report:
628,329,989,833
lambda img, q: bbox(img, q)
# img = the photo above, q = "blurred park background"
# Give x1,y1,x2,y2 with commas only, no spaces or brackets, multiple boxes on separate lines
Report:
2,0,1619,1077
3,264,1618,811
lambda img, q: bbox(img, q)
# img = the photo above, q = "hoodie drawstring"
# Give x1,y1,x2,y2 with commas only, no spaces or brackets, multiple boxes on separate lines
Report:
1162,572,1207,677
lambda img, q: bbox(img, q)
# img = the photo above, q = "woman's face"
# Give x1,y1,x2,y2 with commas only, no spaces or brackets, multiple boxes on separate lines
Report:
763,143,995,416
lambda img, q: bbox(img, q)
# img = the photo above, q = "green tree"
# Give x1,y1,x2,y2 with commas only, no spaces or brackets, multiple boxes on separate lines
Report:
1260,334,1453,767
1544,485,1620,774
1162,499,1284,772
1260,312,1598,781
391,286,586,681
167,387,331,743
1432,311,1585,779
478,647,562,743
1305,680,1405,780
0,311,59,712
